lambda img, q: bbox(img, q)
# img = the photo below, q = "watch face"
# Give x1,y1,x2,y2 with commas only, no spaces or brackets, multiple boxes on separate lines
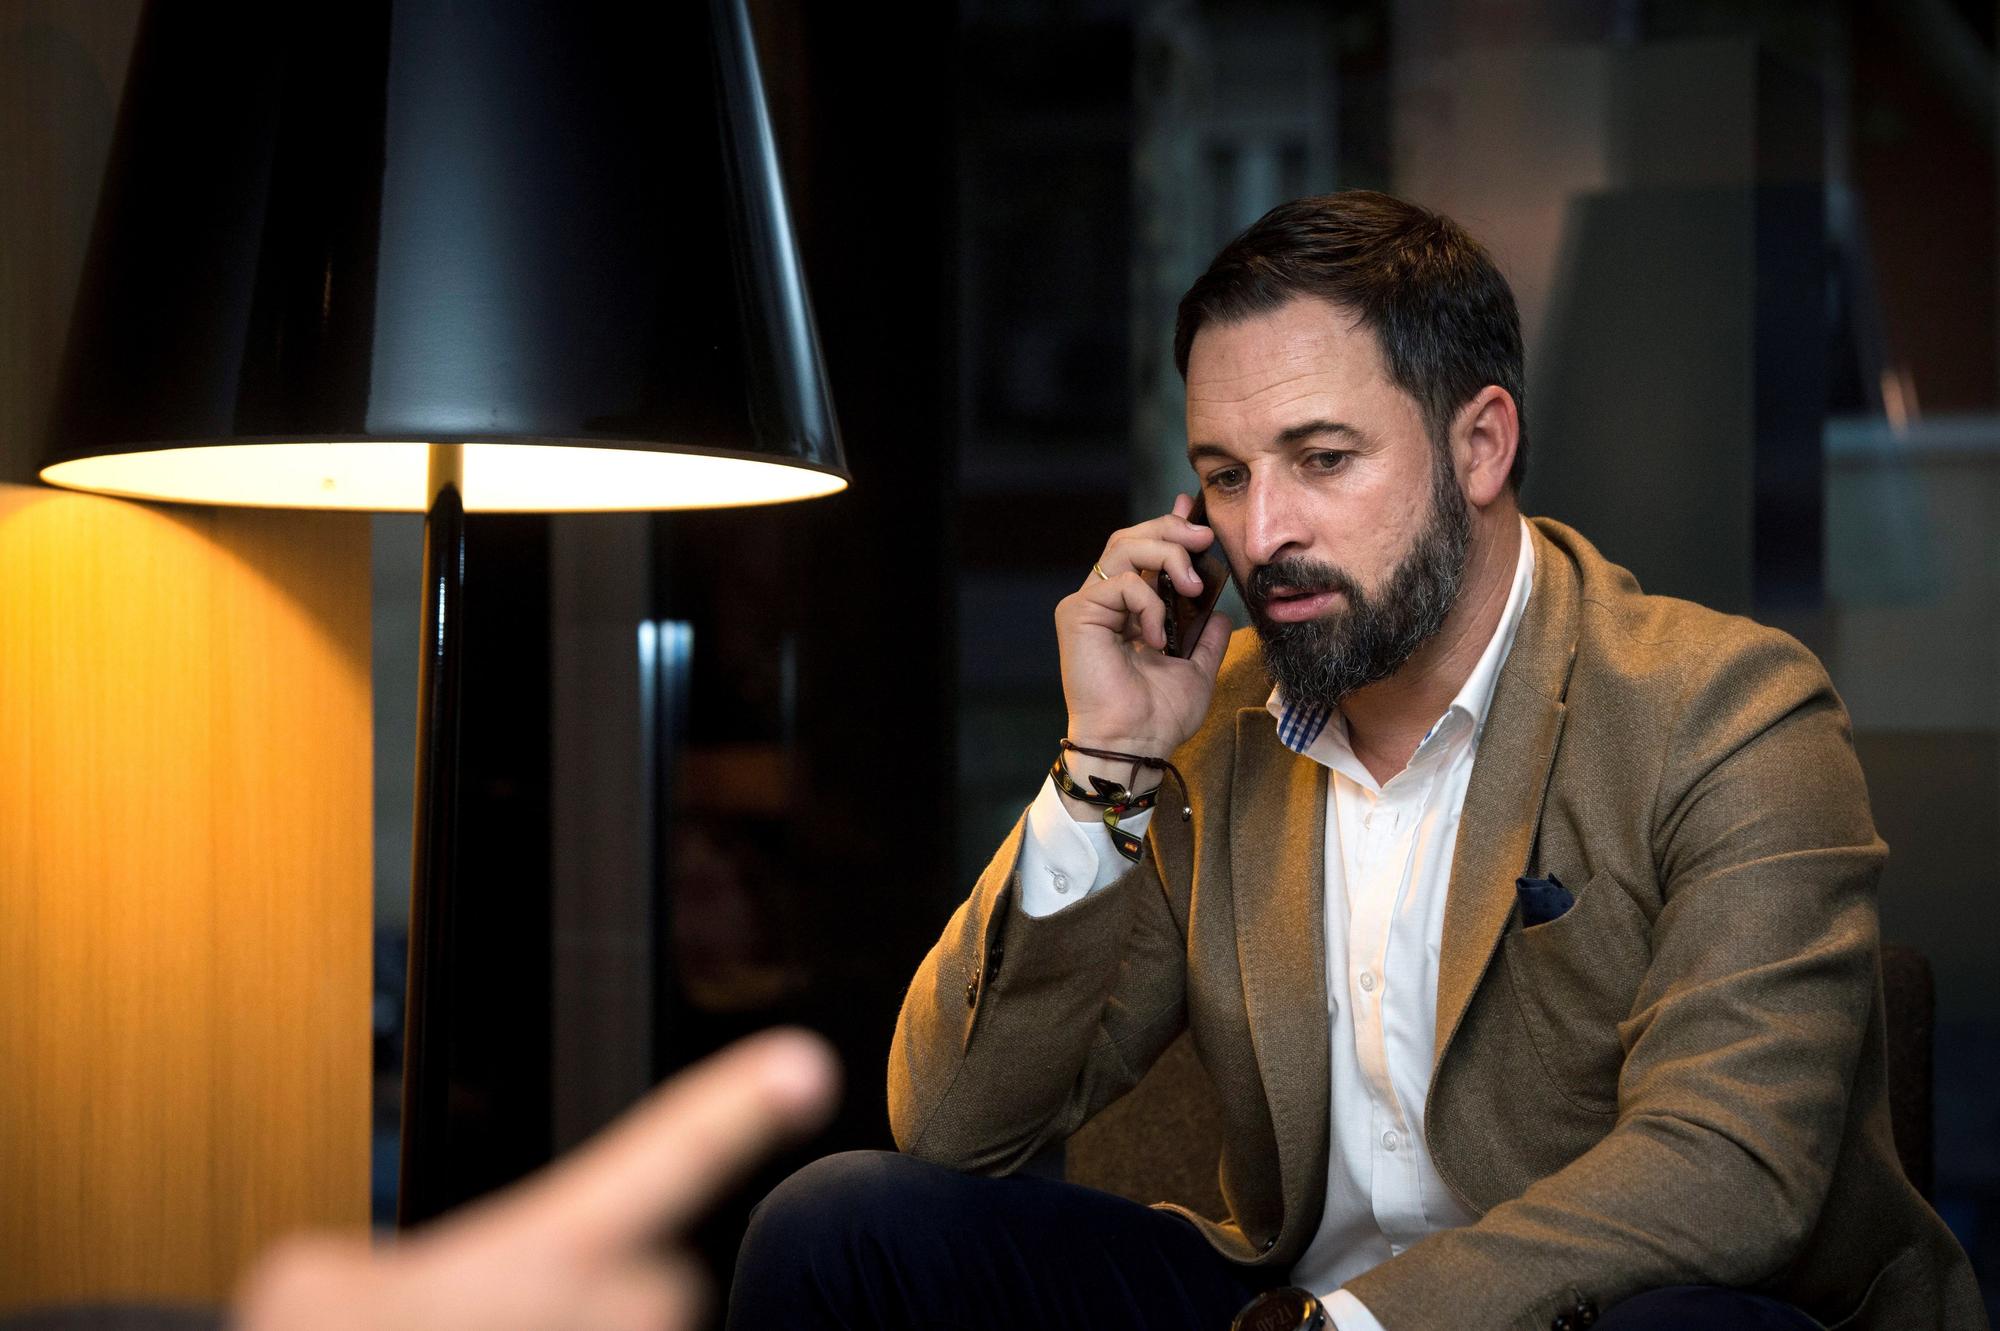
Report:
1230,1287,1325,1331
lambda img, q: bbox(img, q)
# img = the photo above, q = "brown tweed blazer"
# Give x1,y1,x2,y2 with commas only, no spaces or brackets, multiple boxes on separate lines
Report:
889,518,1985,1330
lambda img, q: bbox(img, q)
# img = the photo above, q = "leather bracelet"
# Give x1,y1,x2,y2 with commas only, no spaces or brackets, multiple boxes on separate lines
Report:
1051,740,1192,863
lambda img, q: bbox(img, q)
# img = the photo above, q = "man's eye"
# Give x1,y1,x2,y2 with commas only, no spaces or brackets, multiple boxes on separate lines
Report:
1306,451,1347,472
1204,469,1245,492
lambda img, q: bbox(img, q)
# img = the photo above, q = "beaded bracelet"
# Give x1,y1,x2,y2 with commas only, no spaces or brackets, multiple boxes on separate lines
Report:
1049,740,1191,862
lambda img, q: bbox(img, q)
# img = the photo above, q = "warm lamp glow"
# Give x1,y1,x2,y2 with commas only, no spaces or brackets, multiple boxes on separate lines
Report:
40,442,848,512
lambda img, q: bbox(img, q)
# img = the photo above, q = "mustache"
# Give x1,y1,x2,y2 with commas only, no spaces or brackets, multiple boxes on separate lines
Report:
1244,558,1358,611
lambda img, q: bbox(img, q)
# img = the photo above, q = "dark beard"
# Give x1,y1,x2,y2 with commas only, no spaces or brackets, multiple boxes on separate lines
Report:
1240,450,1473,712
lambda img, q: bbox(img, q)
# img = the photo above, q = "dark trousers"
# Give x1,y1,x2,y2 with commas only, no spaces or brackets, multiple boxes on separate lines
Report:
726,1150,1822,1331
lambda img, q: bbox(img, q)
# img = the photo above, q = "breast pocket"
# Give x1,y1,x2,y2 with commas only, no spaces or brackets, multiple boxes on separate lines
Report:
1500,869,1653,1115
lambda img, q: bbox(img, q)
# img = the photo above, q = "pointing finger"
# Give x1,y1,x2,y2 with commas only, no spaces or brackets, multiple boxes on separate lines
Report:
514,1029,839,1254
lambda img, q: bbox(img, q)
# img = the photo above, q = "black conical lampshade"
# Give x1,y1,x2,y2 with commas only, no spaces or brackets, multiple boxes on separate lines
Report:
41,0,845,511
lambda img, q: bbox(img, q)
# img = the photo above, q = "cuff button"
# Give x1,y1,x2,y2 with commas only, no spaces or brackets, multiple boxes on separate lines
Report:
965,979,978,1007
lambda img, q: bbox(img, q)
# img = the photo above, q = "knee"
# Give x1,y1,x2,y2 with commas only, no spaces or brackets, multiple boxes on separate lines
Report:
737,1150,946,1277
732,1151,989,1328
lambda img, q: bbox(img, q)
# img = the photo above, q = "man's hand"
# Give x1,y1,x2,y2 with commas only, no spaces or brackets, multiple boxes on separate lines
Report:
232,1029,840,1331
1057,493,1233,767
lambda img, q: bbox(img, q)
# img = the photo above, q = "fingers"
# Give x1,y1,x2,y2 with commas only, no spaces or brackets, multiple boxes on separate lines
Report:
233,1038,830,1331
233,1234,384,1331
1093,537,1204,596
568,1256,707,1331
1063,569,1168,651
236,1233,711,1331
1090,506,1215,588
517,1028,839,1255
1060,498,1226,664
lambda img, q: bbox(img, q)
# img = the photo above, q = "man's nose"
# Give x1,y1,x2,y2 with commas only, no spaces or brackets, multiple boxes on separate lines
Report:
1241,480,1307,567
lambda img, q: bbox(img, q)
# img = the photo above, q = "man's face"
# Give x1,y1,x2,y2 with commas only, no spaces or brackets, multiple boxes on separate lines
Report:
1183,296,1471,710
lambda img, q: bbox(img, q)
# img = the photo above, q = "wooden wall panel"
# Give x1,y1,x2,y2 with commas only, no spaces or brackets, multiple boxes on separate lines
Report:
1,0,374,1303
0,485,372,1307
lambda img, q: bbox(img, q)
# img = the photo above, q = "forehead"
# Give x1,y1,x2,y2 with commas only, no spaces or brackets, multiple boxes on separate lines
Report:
1184,297,1408,439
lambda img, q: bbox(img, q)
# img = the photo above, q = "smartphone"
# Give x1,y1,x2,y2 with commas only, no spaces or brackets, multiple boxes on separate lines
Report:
1158,494,1229,658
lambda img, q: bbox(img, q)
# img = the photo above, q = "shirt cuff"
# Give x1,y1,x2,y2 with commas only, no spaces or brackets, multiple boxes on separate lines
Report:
1324,1289,1387,1331
1016,775,1153,917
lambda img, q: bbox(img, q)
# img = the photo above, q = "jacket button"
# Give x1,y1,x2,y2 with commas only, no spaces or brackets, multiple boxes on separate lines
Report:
1551,1316,1573,1331
1576,1301,1598,1327
965,979,978,1007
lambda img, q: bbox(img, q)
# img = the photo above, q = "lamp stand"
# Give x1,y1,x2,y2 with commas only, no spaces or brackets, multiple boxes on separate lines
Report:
397,442,466,1227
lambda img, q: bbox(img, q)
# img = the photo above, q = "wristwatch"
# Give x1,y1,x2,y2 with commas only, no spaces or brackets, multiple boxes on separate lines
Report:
1230,1286,1327,1331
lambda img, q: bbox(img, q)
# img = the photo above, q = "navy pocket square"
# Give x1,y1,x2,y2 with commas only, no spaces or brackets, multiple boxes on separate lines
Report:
1516,873,1574,927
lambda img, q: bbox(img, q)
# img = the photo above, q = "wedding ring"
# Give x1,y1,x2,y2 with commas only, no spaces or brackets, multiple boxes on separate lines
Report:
1092,563,1110,581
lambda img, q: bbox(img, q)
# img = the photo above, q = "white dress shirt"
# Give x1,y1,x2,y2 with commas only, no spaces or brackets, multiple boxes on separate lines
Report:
1019,519,1535,1331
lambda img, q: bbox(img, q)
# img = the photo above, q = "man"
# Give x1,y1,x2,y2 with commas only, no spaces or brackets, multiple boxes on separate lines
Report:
730,193,1984,1329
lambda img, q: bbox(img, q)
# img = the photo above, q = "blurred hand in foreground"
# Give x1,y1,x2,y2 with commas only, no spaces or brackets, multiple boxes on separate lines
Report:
233,1029,840,1331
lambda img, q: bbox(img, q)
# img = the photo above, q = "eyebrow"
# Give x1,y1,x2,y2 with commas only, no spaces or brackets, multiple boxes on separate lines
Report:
1186,419,1364,464
1276,419,1364,445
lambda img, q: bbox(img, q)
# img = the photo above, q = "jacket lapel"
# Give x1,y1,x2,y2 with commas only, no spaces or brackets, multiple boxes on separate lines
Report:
1433,521,1582,1067
1230,708,1332,1231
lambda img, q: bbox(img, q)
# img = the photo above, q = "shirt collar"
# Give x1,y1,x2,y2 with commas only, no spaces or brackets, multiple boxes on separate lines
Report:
1266,517,1536,771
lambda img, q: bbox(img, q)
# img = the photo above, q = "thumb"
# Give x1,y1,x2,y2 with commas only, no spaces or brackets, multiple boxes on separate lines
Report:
1188,611,1233,680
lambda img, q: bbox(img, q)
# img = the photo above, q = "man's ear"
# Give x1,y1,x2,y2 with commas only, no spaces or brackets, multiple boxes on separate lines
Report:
1453,386,1519,508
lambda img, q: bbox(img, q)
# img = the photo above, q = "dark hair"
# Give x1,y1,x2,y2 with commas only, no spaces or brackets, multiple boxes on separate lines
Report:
1174,191,1528,490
